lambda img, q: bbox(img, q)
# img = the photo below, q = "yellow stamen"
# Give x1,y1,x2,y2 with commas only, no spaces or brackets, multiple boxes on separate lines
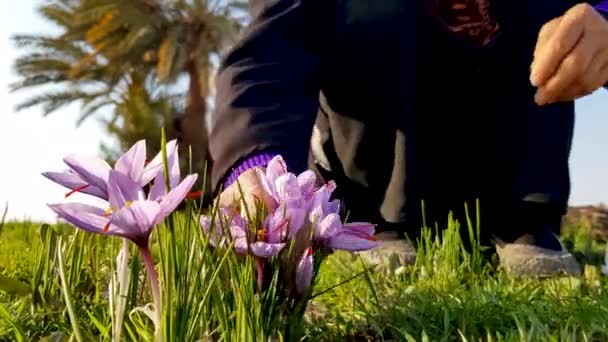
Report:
256,229,265,241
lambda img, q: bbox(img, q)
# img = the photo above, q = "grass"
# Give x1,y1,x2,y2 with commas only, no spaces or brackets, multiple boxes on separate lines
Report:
1,212,608,341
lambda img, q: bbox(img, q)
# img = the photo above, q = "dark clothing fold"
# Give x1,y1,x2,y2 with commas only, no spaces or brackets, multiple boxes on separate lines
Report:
210,0,602,241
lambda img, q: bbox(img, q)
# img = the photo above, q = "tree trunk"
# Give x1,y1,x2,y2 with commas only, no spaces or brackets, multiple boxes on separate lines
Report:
179,59,213,203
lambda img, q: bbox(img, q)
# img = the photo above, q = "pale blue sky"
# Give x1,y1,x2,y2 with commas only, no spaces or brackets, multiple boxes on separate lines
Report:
1,1,607,222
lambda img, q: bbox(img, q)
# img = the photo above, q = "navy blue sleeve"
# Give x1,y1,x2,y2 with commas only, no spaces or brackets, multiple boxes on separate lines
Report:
209,0,328,193
594,1,608,16
594,2,608,88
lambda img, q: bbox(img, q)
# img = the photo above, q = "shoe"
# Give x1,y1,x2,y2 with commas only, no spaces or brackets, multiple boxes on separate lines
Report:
355,231,417,272
495,229,581,277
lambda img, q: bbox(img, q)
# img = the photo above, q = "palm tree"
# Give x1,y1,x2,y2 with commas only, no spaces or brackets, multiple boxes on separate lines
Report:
12,0,246,199
11,1,124,125
71,0,246,194
99,70,183,164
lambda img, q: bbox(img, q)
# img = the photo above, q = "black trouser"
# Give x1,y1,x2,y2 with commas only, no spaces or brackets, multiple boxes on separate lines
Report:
310,34,574,247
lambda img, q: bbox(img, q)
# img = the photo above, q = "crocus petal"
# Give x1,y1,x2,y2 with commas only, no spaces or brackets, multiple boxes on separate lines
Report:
48,203,111,235
222,208,248,231
325,199,341,216
268,204,306,239
295,249,313,294
140,140,178,186
201,209,249,253
42,170,107,199
256,168,278,201
233,236,249,254
309,205,325,226
266,155,288,182
286,207,306,238
311,181,335,208
297,170,317,195
264,209,289,243
200,216,214,239
115,140,146,184
63,155,111,193
224,211,250,254
264,202,307,243
167,145,181,189
317,213,342,239
326,232,379,251
343,222,375,236
108,171,144,209
111,201,161,243
156,174,198,224
275,173,302,203
201,216,224,248
148,170,167,201
308,183,335,222
250,242,286,258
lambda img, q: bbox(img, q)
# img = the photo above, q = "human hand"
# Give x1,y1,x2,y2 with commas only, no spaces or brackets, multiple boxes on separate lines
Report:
218,167,277,220
531,3,608,105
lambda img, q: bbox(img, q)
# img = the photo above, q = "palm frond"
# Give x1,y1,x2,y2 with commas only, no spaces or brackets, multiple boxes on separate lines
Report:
13,55,73,76
9,75,69,92
37,2,77,29
14,91,98,116
78,98,115,125
157,26,187,83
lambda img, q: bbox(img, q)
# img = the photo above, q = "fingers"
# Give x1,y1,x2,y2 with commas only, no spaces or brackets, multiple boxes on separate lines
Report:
541,38,608,103
533,17,561,61
216,167,275,220
531,4,588,86
218,182,239,209
534,30,597,104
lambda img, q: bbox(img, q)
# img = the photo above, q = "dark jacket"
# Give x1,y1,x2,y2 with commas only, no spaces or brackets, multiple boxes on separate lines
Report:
210,0,602,235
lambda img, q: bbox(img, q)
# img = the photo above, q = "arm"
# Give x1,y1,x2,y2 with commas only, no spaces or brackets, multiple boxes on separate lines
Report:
209,0,329,193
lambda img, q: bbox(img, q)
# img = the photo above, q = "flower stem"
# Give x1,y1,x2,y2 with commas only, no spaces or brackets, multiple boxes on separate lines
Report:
256,258,265,290
140,245,162,341
113,239,130,342
57,239,84,342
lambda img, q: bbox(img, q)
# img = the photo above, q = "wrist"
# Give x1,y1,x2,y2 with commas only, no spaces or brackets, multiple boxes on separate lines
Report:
223,151,279,189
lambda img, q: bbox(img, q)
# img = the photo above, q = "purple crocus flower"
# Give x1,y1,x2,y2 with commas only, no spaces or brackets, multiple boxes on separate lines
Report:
43,140,178,201
314,213,378,252
48,169,197,247
294,213,377,294
249,203,306,258
308,181,340,224
256,156,318,209
201,202,307,259
201,208,249,254
295,247,314,294
43,156,112,200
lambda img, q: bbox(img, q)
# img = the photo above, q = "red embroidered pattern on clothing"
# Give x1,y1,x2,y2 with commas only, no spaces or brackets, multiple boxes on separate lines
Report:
427,0,501,45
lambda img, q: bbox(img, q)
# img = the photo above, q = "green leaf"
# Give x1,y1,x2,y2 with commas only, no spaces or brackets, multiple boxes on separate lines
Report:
0,304,25,342
0,274,29,296
86,309,110,336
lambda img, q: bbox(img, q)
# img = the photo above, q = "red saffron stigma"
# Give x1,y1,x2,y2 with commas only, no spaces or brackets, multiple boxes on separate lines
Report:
103,221,111,232
186,190,202,200
307,247,313,256
65,184,89,198
144,159,151,165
